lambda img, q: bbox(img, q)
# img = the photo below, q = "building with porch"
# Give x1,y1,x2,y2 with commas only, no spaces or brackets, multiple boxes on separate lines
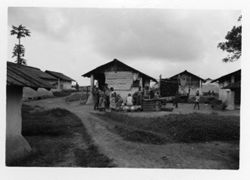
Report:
168,70,205,97
82,59,157,104
211,69,241,110
45,70,75,91
6,62,52,165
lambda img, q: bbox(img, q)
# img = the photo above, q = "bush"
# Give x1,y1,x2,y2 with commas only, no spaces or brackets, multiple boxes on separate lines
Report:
65,93,81,102
52,90,72,97
210,99,227,110
65,92,88,103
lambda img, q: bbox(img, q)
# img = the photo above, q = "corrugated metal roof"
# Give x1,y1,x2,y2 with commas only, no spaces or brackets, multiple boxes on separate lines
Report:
7,62,53,89
211,69,241,83
169,70,205,82
82,58,157,82
45,70,75,82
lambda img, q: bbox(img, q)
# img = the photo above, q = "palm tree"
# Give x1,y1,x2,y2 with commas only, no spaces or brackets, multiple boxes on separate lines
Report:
10,24,31,65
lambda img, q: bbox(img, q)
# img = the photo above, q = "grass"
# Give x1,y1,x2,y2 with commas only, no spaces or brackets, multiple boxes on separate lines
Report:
113,125,168,145
74,145,115,167
95,112,240,144
8,104,114,167
94,112,239,169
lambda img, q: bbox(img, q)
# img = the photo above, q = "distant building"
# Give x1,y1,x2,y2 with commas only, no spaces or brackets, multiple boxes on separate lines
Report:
201,78,219,95
20,66,57,100
82,58,157,103
168,70,205,97
212,69,241,110
45,70,75,90
6,62,52,165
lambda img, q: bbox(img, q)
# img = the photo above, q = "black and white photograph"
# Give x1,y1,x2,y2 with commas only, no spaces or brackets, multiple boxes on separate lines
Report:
1,0,250,179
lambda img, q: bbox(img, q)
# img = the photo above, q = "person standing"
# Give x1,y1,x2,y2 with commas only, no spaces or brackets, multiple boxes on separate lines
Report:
93,86,99,110
173,92,179,108
98,90,106,111
126,93,133,111
194,90,200,110
104,84,110,110
109,87,116,110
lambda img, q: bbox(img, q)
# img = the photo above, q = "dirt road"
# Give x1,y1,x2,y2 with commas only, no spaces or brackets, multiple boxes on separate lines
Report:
25,97,238,169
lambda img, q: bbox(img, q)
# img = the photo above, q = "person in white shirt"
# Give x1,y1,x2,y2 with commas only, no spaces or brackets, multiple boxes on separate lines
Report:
126,93,133,106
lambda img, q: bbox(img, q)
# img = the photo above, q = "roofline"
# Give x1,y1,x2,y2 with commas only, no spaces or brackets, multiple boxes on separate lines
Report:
169,70,205,82
7,61,40,70
45,70,75,82
7,62,53,89
82,58,157,82
7,62,58,81
211,69,241,83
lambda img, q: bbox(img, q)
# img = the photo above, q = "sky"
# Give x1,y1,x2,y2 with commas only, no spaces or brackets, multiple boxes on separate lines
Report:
8,8,241,86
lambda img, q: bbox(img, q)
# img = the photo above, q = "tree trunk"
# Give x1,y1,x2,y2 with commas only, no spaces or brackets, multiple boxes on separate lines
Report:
17,38,21,64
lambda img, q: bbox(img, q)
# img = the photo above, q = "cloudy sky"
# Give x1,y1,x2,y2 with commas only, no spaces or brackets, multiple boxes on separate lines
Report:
8,8,241,85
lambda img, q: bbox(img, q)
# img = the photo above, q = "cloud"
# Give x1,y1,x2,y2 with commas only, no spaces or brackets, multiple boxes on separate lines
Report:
8,8,241,85
9,8,240,62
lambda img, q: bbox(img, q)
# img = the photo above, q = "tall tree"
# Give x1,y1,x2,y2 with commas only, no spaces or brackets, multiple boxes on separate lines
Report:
10,24,31,65
218,15,242,62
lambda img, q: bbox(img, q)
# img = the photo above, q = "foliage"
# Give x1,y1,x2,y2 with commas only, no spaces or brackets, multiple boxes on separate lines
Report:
12,44,26,64
218,16,242,62
10,24,31,65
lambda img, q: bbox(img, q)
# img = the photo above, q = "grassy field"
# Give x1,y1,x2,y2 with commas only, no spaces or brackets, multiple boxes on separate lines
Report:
95,112,239,144
8,104,114,167
94,112,239,169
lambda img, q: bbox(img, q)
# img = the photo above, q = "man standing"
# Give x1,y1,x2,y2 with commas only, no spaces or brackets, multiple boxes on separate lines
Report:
93,86,99,110
104,84,110,110
109,87,116,110
173,92,179,108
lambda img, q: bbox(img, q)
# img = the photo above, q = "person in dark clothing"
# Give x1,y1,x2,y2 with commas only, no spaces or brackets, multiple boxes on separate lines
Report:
104,84,110,110
93,86,99,110
149,89,155,99
173,92,179,108
194,90,200,110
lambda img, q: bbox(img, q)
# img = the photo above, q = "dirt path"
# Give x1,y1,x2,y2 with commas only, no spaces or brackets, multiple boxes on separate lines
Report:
25,97,238,169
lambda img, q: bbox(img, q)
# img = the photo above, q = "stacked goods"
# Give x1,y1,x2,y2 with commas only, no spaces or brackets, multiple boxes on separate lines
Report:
142,99,161,111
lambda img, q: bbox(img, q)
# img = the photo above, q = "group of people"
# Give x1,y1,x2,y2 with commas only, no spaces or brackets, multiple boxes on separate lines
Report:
92,84,141,111
92,84,201,111
93,84,114,111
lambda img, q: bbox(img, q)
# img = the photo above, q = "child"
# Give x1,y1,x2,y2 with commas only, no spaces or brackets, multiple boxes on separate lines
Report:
194,90,200,110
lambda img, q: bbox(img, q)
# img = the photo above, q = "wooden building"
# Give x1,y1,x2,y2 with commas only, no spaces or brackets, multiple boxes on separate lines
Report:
6,62,52,165
211,69,241,110
168,70,205,97
82,59,157,103
45,70,75,91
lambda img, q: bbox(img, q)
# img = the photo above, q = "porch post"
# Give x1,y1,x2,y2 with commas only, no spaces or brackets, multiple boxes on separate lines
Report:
226,90,235,110
86,74,94,105
6,86,32,165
